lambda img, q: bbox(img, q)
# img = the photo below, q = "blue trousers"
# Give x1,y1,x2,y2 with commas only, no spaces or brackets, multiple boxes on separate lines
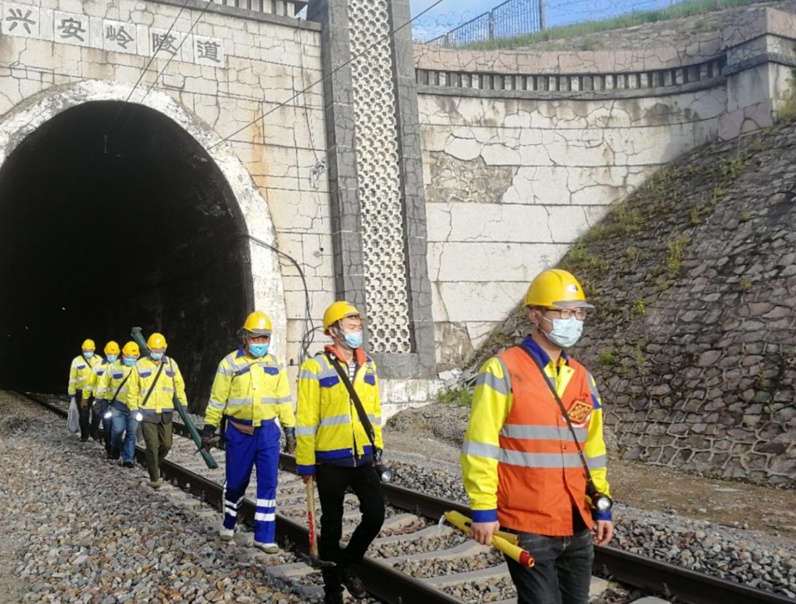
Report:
110,406,139,463
505,528,594,604
222,419,280,544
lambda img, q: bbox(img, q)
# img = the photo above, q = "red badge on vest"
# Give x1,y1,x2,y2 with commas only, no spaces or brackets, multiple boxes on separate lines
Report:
565,400,592,426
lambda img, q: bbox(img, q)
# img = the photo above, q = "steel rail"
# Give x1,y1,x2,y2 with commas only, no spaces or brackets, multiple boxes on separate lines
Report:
16,390,795,604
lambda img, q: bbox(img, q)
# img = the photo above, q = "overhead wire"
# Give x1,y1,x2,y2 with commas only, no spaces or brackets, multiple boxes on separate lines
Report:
104,0,194,144
207,0,446,150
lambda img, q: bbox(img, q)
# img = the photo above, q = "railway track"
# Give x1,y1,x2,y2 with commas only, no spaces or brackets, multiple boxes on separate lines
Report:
17,391,795,604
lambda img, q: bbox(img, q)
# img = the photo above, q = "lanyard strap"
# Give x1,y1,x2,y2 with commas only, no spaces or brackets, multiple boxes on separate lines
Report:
324,352,378,451
517,345,597,489
139,362,165,409
111,371,132,402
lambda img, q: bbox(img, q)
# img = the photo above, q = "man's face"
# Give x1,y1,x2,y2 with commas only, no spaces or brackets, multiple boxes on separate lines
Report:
339,316,363,335
246,334,271,346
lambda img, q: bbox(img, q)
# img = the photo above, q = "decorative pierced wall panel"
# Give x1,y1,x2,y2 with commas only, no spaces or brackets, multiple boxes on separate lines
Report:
347,0,412,353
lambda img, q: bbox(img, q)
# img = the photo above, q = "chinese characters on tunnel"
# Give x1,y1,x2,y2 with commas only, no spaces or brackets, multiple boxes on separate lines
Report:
1,2,225,66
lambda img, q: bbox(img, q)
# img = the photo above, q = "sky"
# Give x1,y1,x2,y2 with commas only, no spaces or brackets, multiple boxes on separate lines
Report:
410,0,675,42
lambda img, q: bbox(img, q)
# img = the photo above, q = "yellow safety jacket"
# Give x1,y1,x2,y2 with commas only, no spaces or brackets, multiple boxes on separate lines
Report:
85,358,112,400
126,356,187,415
97,361,135,410
204,349,295,429
296,346,382,474
461,337,611,535
67,354,102,396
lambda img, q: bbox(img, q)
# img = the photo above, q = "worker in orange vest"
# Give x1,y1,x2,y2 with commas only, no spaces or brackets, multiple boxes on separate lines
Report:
461,269,614,604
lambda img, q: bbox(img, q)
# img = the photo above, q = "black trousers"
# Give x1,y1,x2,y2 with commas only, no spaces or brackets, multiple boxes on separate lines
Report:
316,464,385,596
76,390,91,441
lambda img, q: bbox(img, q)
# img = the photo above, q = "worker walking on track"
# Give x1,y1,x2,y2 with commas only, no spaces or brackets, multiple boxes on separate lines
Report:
461,269,614,604
68,339,102,443
126,333,187,489
87,341,120,453
200,311,296,554
296,301,386,604
100,341,141,465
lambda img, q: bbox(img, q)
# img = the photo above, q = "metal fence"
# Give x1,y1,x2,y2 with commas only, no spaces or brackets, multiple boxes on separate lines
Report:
426,0,545,47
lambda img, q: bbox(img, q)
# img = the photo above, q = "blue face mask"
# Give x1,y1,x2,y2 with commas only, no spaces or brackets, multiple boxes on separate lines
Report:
541,316,583,349
343,331,363,349
248,343,269,358
83,351,94,359
106,354,118,363
123,357,136,367
150,352,164,361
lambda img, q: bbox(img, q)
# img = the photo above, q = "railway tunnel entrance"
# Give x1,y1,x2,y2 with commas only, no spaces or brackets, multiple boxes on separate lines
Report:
0,101,253,409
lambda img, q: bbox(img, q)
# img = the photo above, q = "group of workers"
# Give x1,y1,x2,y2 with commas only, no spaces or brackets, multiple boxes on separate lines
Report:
66,268,613,604
68,333,187,485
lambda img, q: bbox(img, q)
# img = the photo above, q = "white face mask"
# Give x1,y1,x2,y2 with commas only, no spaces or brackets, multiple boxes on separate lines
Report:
540,315,583,349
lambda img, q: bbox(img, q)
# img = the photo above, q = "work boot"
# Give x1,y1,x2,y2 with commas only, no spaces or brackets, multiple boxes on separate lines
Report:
219,527,234,542
342,565,366,599
122,461,134,468
110,448,120,460
253,541,279,554
149,478,163,489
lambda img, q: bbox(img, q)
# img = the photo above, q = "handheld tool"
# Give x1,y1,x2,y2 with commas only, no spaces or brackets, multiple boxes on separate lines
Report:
444,510,535,568
301,476,336,569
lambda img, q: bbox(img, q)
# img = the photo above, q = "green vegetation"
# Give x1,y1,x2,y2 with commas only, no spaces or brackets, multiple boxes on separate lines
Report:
740,209,751,222
665,235,691,277
598,349,615,365
633,298,646,315
463,0,759,50
436,387,472,407
739,279,753,292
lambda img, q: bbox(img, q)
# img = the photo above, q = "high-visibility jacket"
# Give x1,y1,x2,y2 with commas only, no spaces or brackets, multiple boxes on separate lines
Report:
461,337,611,536
96,361,135,410
85,358,112,399
67,354,102,396
296,346,382,475
126,356,187,414
204,349,295,429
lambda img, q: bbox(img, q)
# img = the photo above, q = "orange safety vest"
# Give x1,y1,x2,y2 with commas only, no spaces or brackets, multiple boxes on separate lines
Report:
496,346,594,536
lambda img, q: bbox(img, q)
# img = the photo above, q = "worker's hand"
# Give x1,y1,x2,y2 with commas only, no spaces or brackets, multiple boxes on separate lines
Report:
301,475,313,485
470,521,500,546
69,395,76,405
593,520,614,546
79,397,89,409
133,412,143,422
200,424,218,452
283,427,296,454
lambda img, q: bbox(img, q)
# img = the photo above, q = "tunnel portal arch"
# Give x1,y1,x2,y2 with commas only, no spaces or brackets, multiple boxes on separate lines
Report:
0,83,286,409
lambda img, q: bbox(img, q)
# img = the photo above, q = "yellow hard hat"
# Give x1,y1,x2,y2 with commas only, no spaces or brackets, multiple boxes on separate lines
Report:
524,269,594,309
82,339,96,351
122,341,140,357
323,301,361,334
104,341,120,355
242,311,272,336
147,333,167,349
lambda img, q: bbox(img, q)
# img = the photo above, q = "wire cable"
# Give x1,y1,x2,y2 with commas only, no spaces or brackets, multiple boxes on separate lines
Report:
104,0,194,143
207,0,446,150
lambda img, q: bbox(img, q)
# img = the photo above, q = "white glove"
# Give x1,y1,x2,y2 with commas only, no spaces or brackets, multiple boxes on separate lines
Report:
134,412,143,422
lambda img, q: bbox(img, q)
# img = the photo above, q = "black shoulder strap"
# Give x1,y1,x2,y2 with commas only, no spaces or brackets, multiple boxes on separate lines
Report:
139,362,165,409
111,366,132,402
323,352,378,451
517,345,597,487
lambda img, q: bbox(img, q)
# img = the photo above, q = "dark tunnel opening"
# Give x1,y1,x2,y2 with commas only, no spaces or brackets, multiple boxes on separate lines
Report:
0,101,253,411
